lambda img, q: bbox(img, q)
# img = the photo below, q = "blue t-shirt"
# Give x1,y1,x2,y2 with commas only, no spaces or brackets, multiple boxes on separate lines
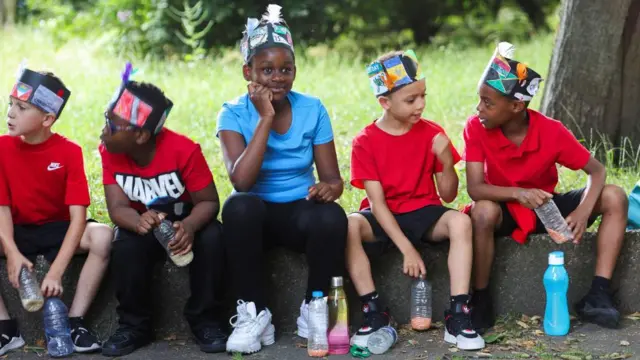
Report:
216,91,334,203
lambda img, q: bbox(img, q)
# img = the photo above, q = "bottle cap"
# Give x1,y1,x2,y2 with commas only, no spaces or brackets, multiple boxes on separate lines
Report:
548,251,564,265
331,276,343,288
312,291,324,298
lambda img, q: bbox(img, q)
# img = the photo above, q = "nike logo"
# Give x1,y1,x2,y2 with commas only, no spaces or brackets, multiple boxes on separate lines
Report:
47,162,63,171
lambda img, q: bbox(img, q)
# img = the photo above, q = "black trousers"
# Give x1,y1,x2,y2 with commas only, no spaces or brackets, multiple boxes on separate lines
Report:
110,220,225,334
221,192,348,310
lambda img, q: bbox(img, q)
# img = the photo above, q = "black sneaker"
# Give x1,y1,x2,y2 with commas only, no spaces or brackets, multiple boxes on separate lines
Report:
470,289,495,334
192,323,228,353
575,288,620,329
350,300,391,348
444,301,485,351
0,319,25,356
101,327,152,357
70,317,101,353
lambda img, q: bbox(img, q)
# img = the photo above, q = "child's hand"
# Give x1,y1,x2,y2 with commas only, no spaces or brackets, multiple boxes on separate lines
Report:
514,188,553,209
432,133,453,167
6,251,33,289
248,82,275,118
41,273,63,297
402,247,426,278
168,221,194,256
136,210,162,235
566,208,590,244
307,182,339,203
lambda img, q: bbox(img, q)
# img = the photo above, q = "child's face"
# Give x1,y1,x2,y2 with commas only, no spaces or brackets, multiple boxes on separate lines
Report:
100,111,141,153
6,96,52,137
243,47,296,103
379,79,426,124
476,84,524,129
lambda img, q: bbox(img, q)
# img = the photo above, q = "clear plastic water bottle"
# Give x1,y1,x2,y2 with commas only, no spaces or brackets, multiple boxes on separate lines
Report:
543,251,570,336
18,266,43,312
410,275,432,330
328,277,349,355
43,298,74,357
153,215,194,267
535,200,573,244
307,291,329,357
367,326,398,354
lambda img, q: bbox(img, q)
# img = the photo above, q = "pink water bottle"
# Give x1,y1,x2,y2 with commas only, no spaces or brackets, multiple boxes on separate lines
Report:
328,276,350,354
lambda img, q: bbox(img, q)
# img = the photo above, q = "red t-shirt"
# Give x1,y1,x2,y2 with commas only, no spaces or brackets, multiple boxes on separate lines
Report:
99,129,213,217
462,109,591,243
351,119,461,214
0,134,90,225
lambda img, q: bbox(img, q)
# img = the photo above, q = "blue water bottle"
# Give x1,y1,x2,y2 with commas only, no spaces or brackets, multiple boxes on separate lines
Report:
543,251,570,336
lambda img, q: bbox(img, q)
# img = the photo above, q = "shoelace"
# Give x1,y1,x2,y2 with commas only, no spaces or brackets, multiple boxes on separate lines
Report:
229,300,258,330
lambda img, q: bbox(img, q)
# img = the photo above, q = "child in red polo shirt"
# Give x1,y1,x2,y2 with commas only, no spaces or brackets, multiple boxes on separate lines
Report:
347,50,485,351
1,68,113,355
464,42,628,333
99,65,227,356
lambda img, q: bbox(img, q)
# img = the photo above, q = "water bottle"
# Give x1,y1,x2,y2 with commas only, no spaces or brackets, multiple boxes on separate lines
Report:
410,275,432,330
535,200,573,244
18,266,44,312
153,215,194,267
307,291,329,357
367,326,398,355
327,277,350,355
43,298,74,357
543,251,570,336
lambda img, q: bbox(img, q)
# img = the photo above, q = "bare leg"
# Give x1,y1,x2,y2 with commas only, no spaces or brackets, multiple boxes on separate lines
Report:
345,214,376,296
468,201,503,290
593,185,628,279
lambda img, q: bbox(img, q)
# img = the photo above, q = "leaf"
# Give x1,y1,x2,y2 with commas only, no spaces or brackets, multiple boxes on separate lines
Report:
407,339,419,346
625,312,640,320
559,355,582,360
475,352,493,357
516,321,530,329
35,339,45,348
295,342,307,348
620,340,630,346
530,315,541,322
534,330,545,336
483,332,506,344
449,347,459,352
521,315,530,322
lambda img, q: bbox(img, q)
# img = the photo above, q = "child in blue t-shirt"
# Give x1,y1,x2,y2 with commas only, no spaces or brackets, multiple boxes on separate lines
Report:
216,4,347,355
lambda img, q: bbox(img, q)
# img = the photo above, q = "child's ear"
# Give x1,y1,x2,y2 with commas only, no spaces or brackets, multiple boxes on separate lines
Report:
135,130,152,145
378,96,392,110
242,64,252,81
42,113,57,127
512,100,526,114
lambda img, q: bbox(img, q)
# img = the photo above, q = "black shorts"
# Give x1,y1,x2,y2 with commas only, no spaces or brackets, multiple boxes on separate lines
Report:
13,220,96,263
358,205,453,256
496,188,599,237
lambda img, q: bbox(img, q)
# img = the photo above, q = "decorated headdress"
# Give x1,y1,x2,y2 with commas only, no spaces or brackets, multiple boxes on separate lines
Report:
240,4,294,64
10,61,71,117
366,50,425,97
478,42,543,102
106,62,173,135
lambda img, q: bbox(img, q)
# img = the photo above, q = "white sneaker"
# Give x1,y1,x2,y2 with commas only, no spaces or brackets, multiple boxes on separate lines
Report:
226,300,275,354
296,300,309,339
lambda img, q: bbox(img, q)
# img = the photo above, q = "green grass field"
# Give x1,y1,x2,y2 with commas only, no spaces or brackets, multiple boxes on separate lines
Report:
0,28,637,224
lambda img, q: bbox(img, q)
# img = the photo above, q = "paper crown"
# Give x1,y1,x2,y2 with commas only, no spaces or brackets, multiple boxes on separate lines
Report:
240,4,294,63
366,50,425,97
107,63,173,135
10,66,71,117
478,42,543,102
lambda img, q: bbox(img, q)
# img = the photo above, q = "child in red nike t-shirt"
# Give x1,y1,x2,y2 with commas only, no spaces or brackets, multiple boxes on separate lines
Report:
0,68,113,355
99,69,226,356
347,50,484,351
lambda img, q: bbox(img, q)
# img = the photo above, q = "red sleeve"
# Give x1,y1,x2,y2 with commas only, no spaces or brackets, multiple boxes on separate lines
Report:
0,161,10,206
65,145,91,206
556,124,591,170
435,131,462,173
99,144,117,185
181,144,214,193
462,117,485,162
350,135,378,189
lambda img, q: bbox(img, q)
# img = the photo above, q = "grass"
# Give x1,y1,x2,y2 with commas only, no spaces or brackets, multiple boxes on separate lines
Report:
0,28,638,224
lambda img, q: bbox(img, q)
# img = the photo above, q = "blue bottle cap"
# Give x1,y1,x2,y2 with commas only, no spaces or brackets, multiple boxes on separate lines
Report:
312,291,324,298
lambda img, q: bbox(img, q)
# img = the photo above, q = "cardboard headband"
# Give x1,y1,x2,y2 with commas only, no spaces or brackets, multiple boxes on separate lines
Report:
478,42,543,102
10,69,71,117
366,50,425,97
240,4,294,64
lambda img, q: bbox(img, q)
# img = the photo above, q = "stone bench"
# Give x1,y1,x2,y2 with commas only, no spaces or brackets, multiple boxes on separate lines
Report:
2,231,638,343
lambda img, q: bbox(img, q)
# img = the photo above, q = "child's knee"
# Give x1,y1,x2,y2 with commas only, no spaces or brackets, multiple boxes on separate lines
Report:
347,214,366,242
470,200,501,230
88,223,114,258
447,212,472,242
601,184,628,213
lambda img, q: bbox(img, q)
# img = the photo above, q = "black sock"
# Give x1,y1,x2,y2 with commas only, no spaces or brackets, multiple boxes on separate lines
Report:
359,291,379,304
359,291,382,312
591,276,611,292
450,294,471,311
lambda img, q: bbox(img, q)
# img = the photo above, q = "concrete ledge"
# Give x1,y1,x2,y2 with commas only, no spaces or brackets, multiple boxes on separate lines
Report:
2,231,639,343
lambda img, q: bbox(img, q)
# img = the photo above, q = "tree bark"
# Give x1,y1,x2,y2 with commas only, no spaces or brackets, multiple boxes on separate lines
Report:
541,0,640,164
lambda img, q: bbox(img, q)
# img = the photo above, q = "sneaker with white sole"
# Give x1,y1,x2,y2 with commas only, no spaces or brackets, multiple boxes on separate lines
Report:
70,317,101,353
0,320,25,356
444,301,485,351
296,300,309,339
350,300,391,348
226,300,275,354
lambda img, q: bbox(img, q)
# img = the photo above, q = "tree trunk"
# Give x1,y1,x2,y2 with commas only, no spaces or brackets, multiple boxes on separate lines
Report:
541,0,640,164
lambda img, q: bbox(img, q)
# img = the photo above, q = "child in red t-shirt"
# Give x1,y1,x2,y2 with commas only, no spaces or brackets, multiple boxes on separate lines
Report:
464,42,628,333
0,68,113,355
347,50,485,351
99,67,227,356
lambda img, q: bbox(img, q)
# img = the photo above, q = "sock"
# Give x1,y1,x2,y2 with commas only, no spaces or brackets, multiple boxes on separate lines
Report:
0,319,18,336
591,276,611,292
450,294,471,311
359,291,379,304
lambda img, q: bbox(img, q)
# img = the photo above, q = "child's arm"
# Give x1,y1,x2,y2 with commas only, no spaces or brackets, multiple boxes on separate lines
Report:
169,182,219,256
433,134,458,203
308,142,343,202
566,157,606,243
466,162,552,208
364,180,426,278
104,184,161,234
0,206,33,288
42,205,86,297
